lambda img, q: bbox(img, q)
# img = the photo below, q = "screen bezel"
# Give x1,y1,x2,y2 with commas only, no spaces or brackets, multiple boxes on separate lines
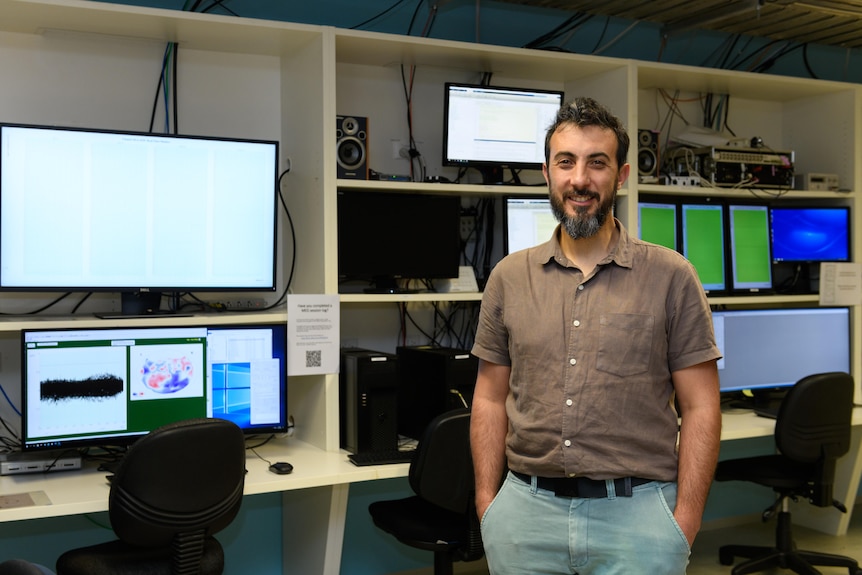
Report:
0,122,279,295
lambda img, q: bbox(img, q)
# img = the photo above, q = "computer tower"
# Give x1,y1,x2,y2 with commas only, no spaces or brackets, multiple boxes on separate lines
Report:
339,348,399,454
396,345,478,440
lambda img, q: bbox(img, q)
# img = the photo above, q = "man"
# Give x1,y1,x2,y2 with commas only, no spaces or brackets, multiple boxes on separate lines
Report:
470,97,722,574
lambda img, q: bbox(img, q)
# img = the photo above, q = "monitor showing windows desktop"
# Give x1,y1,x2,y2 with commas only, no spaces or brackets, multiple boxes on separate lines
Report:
503,195,555,255
712,307,850,397
0,123,279,315
680,201,726,293
443,83,563,184
727,203,772,292
770,205,850,263
22,323,288,451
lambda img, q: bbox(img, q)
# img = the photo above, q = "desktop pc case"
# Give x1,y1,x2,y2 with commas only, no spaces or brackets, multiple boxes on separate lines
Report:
395,345,478,439
339,348,399,454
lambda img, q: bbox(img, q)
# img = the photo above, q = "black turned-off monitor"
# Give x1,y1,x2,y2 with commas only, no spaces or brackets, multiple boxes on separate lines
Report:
22,323,288,451
337,191,461,293
0,123,279,315
713,306,850,406
443,83,563,184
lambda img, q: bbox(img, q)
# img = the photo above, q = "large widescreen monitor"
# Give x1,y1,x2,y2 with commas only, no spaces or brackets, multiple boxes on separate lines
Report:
22,323,288,451
712,307,850,395
0,123,279,315
443,83,563,183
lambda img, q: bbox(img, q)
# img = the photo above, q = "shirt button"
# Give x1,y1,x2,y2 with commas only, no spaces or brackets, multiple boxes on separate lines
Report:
578,284,584,291
569,358,576,365
564,439,572,447
573,320,581,327
566,399,573,406
568,472,577,478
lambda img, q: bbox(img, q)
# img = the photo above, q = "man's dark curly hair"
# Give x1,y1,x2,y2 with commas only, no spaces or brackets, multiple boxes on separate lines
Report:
544,97,629,169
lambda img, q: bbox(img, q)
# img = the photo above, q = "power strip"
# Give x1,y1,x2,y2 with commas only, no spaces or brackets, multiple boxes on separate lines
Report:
0,454,82,475
208,298,268,311
669,175,699,187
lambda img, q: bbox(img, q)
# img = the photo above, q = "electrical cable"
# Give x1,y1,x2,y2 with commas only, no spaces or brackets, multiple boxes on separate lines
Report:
349,0,410,30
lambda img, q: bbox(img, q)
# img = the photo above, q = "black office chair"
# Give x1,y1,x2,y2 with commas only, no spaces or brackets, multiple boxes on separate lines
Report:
715,371,862,575
55,418,246,575
368,408,483,575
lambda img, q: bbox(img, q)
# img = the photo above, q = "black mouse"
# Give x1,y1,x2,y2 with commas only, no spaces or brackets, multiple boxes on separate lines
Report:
269,461,293,475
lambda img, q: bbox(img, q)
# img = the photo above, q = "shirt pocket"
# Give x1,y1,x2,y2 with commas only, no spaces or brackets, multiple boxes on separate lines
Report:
596,313,654,377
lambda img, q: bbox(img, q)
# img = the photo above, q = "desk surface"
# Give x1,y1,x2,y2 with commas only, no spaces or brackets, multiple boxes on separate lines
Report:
0,438,409,523
2,408,860,524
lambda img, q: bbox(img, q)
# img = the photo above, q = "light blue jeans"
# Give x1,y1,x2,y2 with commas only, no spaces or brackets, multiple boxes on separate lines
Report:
480,471,691,575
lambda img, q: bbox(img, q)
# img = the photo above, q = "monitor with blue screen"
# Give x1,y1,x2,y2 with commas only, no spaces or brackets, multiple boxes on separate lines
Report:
22,323,287,451
770,206,850,263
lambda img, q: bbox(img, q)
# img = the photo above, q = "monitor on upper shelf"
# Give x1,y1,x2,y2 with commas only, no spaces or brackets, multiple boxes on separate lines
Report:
0,123,279,316
712,306,850,407
442,83,563,184
21,323,288,451
771,205,851,262
727,202,772,293
503,195,554,255
337,191,461,293
637,198,678,251
680,200,727,294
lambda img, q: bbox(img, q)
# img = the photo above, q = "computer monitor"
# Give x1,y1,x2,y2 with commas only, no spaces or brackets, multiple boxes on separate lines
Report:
503,195,555,255
638,199,678,251
770,205,851,263
0,123,279,315
680,201,727,293
443,83,563,184
727,203,772,292
337,191,461,293
712,306,850,397
21,323,288,451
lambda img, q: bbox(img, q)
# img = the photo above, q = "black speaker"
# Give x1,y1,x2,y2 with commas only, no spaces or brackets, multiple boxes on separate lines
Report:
339,348,398,454
395,346,478,440
336,115,368,179
637,129,660,182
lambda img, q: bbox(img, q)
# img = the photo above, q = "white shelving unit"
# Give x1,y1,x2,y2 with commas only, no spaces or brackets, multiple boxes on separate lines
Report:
0,1,860,567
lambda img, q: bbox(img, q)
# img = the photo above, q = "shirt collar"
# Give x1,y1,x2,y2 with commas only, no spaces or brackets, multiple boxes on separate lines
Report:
538,218,634,270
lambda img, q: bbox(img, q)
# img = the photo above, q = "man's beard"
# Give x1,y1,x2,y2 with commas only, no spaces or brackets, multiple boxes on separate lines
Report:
549,188,616,240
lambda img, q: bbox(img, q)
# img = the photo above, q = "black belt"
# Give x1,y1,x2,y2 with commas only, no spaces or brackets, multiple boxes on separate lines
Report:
512,470,652,498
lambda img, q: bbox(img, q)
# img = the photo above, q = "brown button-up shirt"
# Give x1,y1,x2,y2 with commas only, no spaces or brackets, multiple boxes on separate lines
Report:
472,220,721,482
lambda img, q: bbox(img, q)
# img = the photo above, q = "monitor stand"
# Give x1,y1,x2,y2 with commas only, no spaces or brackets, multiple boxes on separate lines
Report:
94,292,192,319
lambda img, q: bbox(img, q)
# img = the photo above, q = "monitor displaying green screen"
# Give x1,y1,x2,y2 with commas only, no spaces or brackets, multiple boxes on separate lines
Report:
638,202,677,250
728,204,772,291
681,203,726,293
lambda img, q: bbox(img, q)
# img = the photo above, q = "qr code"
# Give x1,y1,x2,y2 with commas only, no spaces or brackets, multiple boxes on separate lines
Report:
305,349,322,368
